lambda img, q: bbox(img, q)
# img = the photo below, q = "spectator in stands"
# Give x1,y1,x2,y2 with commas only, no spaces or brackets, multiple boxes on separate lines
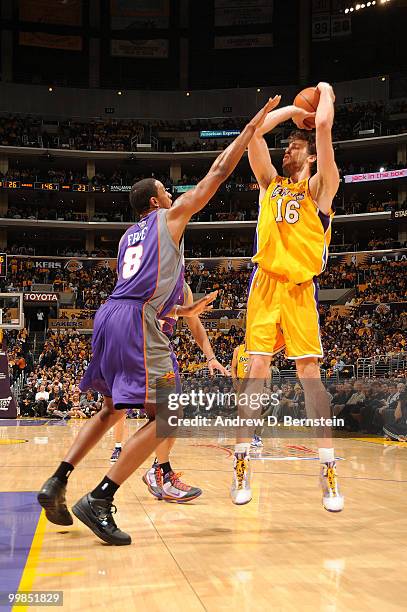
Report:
34,384,49,416
67,392,87,419
383,389,407,441
46,394,71,419
19,381,36,416
1,99,406,153
80,389,102,417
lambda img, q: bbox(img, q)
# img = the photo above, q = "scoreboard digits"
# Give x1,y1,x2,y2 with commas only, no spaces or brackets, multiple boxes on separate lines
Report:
0,180,20,189
0,181,123,193
34,182,60,191
0,181,100,192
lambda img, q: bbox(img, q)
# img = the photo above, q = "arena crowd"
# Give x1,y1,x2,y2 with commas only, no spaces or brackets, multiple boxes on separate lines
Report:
1,258,406,315
0,99,406,153
3,251,405,430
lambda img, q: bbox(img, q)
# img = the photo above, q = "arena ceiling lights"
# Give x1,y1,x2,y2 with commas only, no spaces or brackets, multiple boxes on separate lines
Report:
344,0,391,13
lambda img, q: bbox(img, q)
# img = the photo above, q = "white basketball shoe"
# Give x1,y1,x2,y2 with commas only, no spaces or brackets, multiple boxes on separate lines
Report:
231,450,252,505
142,462,164,499
162,471,202,502
320,462,344,512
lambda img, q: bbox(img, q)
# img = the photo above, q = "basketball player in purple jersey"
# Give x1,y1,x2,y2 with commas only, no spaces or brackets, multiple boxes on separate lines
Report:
38,96,280,546
110,282,229,502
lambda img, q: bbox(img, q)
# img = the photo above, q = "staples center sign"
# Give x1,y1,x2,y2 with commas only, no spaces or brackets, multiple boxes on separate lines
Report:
344,168,407,183
24,292,59,303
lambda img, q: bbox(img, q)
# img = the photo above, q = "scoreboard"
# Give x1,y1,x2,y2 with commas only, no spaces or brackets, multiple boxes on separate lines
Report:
0,181,116,193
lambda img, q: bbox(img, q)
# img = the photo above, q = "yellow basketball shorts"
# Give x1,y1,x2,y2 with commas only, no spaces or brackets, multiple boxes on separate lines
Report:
246,267,323,359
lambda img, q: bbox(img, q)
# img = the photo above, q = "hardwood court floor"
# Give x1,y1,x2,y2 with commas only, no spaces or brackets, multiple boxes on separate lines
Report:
1,419,407,612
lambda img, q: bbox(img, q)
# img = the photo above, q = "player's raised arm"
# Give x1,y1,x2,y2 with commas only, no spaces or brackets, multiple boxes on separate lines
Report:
248,130,276,193
166,96,281,244
309,82,340,215
248,101,315,192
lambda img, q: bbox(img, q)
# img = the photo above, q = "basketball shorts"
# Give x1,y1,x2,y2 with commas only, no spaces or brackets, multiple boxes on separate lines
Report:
79,298,180,407
246,267,323,359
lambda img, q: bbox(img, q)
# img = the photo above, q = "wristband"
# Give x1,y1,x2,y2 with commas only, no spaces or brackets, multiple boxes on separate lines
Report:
174,305,180,317
207,356,216,364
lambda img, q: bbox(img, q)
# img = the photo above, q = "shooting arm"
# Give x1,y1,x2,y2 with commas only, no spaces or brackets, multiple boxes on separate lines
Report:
309,83,340,215
255,104,297,137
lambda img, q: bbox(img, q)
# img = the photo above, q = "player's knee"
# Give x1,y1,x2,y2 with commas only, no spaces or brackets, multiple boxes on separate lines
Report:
249,355,272,378
296,358,320,379
99,396,116,418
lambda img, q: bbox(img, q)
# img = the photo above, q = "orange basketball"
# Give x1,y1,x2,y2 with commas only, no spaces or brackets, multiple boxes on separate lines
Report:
294,86,320,112
293,86,320,128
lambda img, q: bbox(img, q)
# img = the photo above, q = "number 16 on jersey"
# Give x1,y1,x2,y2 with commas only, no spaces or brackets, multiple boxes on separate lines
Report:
274,198,300,224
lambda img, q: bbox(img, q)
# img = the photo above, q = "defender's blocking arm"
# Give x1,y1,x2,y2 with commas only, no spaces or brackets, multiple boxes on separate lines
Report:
166,96,281,244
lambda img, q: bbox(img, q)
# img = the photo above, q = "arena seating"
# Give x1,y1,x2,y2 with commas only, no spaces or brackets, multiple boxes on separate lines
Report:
8,253,405,425
1,99,406,152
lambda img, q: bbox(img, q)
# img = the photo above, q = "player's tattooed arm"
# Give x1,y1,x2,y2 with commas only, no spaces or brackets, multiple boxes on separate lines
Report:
166,97,280,245
309,82,340,215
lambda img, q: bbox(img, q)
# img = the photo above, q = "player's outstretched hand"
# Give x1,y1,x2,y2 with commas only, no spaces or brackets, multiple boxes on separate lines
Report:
207,359,231,377
292,107,316,130
177,290,218,318
248,95,281,131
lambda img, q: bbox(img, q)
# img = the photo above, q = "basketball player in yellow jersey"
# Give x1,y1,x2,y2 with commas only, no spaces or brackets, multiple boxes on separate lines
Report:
231,82,344,512
231,344,249,382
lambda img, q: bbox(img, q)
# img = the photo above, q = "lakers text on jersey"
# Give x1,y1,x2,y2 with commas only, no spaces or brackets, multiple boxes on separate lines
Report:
253,176,333,285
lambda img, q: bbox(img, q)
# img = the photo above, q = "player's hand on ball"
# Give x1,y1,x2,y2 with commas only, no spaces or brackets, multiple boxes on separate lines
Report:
292,107,316,130
178,291,218,318
316,82,335,102
249,95,281,130
207,358,230,376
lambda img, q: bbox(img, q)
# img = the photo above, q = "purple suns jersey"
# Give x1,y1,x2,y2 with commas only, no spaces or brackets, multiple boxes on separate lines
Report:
111,209,185,312
160,280,188,338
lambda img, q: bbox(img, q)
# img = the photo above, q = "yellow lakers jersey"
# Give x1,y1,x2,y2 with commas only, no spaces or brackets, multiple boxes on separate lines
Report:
236,344,249,379
252,176,333,284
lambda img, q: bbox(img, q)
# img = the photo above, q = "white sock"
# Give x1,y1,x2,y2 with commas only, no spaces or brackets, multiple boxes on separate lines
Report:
319,447,335,464
235,443,250,455
115,443,122,449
